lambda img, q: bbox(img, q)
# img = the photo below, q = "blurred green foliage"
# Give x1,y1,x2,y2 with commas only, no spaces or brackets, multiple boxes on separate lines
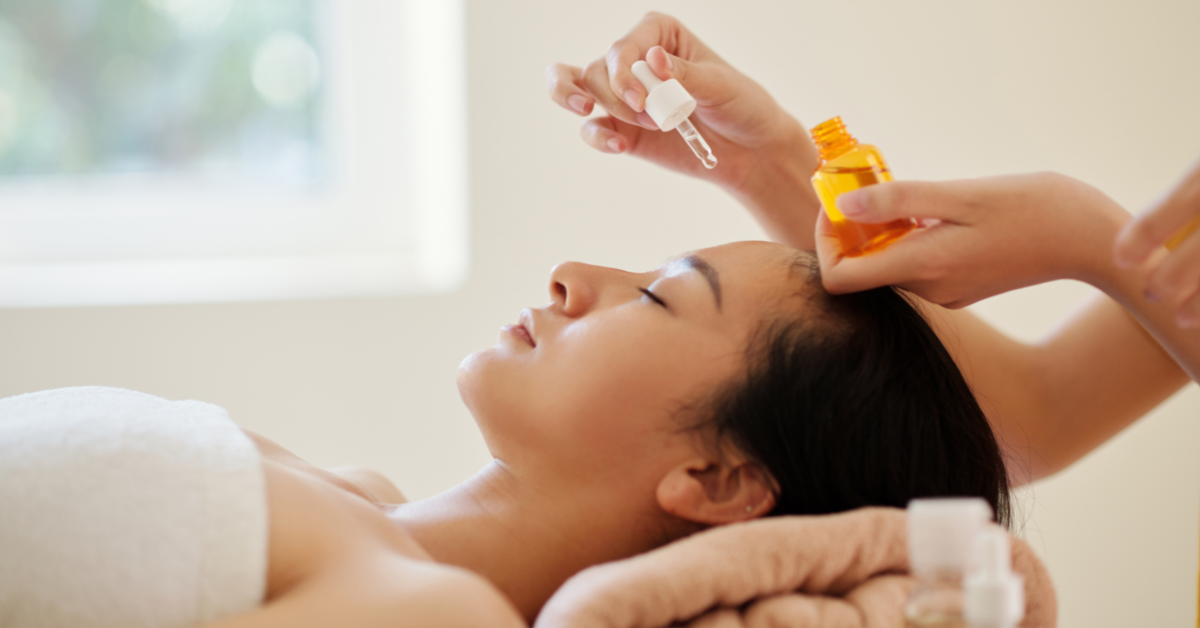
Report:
0,0,322,182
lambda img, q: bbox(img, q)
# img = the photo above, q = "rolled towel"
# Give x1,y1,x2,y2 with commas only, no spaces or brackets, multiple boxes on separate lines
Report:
536,507,1055,628
0,386,268,628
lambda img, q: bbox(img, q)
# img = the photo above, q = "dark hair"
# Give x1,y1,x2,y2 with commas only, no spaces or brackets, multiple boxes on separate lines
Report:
695,259,1011,526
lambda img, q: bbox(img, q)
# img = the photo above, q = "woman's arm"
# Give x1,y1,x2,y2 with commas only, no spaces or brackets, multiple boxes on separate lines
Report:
202,557,526,628
924,297,1187,482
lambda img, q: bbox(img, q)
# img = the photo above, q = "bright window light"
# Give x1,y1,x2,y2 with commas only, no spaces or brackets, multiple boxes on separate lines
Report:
0,0,468,307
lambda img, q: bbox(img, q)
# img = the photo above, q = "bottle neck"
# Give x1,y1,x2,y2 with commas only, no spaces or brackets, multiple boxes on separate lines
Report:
912,568,966,589
810,116,859,162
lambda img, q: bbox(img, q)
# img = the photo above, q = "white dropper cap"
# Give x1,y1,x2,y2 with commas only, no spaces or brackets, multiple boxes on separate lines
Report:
631,60,696,131
965,529,1025,628
907,498,993,576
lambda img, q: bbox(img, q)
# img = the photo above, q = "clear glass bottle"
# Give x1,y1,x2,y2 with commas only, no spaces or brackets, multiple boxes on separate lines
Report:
905,499,993,628
964,529,1024,628
810,116,915,257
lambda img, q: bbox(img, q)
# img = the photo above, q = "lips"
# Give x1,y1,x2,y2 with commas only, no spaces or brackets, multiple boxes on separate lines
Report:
508,324,535,347
516,309,537,347
499,309,538,348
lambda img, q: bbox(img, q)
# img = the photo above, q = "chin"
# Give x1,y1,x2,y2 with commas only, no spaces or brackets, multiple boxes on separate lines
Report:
456,348,490,414
455,347,542,461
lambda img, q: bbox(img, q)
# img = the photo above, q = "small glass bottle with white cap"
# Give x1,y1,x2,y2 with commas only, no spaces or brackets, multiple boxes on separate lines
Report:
630,60,717,169
905,498,993,628
965,528,1025,628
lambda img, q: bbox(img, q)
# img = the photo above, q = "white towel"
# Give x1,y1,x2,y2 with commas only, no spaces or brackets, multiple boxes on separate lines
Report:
0,386,268,628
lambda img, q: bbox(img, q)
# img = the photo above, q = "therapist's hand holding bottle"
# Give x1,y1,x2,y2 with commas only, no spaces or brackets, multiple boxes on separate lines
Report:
817,170,1200,381
815,173,1128,308
545,12,823,247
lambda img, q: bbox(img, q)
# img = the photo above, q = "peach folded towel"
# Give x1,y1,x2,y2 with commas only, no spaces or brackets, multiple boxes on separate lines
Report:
536,507,1055,628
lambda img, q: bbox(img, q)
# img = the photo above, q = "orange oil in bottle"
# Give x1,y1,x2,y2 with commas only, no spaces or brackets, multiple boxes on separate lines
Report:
810,116,915,257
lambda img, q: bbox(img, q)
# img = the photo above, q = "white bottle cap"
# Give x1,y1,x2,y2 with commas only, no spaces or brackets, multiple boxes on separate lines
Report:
965,529,1025,628
631,60,696,132
907,498,992,575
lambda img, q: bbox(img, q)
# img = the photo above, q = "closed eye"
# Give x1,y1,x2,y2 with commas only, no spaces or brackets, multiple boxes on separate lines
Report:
638,287,667,308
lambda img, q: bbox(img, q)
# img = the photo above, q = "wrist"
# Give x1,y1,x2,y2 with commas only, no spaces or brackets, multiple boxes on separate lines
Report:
1046,176,1132,291
727,118,822,248
1071,206,1128,291
730,117,816,199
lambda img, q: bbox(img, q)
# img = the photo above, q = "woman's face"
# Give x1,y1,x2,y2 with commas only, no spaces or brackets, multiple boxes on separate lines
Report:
457,241,810,492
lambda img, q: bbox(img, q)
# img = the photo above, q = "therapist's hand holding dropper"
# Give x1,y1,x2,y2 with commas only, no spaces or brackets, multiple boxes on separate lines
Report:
545,12,824,247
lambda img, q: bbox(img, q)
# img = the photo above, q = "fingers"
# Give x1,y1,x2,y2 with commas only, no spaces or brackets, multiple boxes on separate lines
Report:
835,180,979,226
1115,178,1200,268
1115,203,1200,268
815,211,921,294
644,45,730,106
1180,292,1200,328
606,37,647,113
580,57,644,127
580,116,646,155
604,12,687,112
544,63,594,116
1143,226,1200,325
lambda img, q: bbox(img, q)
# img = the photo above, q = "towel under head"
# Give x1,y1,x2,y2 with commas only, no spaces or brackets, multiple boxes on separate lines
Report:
0,386,268,628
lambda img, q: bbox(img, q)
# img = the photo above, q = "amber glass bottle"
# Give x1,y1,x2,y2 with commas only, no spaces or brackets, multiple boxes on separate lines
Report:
810,117,915,256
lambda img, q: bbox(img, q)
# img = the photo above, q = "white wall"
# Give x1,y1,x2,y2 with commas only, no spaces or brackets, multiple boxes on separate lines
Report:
1,1,1197,625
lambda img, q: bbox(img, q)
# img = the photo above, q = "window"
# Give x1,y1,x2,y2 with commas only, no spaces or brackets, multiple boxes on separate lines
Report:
0,0,468,307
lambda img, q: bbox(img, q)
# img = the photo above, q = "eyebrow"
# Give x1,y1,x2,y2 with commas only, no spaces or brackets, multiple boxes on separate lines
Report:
682,255,722,310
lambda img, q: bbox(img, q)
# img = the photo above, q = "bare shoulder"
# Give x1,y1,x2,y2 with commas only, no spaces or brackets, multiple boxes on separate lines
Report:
327,466,407,504
201,556,526,628
242,428,404,504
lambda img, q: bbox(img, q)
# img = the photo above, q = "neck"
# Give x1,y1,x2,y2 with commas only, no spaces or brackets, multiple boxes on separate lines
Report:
387,461,664,623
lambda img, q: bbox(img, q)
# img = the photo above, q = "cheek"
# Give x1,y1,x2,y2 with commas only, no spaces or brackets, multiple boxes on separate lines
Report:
456,315,743,480
538,324,736,460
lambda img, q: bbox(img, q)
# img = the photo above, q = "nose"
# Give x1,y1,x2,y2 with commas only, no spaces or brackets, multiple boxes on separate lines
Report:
547,261,608,317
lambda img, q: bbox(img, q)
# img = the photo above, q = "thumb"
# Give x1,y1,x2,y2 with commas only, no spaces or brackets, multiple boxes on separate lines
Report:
645,45,729,105
816,209,927,295
836,180,975,226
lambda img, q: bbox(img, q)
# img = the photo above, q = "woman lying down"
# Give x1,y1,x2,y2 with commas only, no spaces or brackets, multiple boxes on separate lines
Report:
0,242,1011,628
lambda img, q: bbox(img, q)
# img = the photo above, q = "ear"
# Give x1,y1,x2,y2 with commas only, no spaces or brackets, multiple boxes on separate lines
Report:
655,457,777,525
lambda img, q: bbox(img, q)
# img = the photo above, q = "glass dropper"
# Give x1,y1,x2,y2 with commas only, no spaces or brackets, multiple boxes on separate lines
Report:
631,60,718,170
675,118,717,169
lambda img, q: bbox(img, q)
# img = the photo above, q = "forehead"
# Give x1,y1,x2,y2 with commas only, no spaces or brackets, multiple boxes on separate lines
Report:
687,241,817,320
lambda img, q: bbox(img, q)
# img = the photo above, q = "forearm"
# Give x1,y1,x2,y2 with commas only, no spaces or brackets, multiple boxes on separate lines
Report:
926,296,1188,484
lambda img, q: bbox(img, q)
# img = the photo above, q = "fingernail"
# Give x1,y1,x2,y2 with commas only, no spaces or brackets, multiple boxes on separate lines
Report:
624,89,643,112
606,137,623,153
636,111,658,130
567,95,590,115
660,49,674,72
837,190,866,217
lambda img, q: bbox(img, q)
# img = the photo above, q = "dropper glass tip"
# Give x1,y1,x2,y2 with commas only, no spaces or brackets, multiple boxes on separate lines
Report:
675,118,717,170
